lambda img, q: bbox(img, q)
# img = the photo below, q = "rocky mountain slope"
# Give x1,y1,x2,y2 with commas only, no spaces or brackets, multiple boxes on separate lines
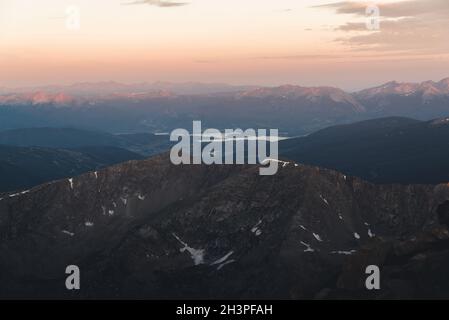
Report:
0,145,143,193
355,78,449,120
0,127,171,156
1,154,449,299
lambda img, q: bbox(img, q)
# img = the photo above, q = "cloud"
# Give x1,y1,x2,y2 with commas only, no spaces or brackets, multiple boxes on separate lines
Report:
122,0,188,7
314,0,449,18
315,0,449,53
274,9,293,13
254,51,448,62
257,54,346,60
193,59,220,64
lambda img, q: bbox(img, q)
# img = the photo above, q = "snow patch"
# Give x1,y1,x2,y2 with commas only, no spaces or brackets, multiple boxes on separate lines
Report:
354,232,361,240
368,229,375,238
320,195,329,206
211,251,234,266
62,230,75,237
251,220,263,236
313,233,323,242
85,221,94,227
172,233,205,266
261,158,290,167
331,250,357,255
217,259,235,270
68,178,74,190
299,224,307,231
8,190,30,198
138,194,146,200
300,241,315,253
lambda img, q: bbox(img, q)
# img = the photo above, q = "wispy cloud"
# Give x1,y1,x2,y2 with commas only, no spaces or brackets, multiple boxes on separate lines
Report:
254,52,449,63
122,0,189,7
274,9,293,13
314,0,449,17
257,54,346,60
315,0,449,53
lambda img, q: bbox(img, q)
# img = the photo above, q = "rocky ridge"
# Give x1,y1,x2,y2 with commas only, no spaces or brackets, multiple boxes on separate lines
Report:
0,154,449,298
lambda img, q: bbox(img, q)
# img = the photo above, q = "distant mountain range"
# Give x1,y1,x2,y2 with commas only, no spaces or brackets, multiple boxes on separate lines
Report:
2,78,449,135
355,78,449,119
280,116,449,184
0,81,253,101
356,78,449,100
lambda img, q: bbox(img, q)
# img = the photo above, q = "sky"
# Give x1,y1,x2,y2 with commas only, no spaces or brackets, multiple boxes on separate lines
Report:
1,0,449,90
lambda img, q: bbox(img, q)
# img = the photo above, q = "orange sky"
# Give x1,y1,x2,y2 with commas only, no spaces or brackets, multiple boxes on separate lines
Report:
1,0,449,90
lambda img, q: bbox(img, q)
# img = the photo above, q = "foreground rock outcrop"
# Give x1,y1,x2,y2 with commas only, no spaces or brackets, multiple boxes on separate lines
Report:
0,154,449,299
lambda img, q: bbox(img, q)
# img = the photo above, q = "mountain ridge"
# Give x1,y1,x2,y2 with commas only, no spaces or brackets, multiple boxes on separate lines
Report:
0,144,144,193
1,153,449,298
2,78,449,104
2,78,449,135
280,116,449,184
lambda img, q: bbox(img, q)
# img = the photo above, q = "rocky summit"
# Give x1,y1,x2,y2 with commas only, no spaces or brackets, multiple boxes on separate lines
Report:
1,154,449,299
